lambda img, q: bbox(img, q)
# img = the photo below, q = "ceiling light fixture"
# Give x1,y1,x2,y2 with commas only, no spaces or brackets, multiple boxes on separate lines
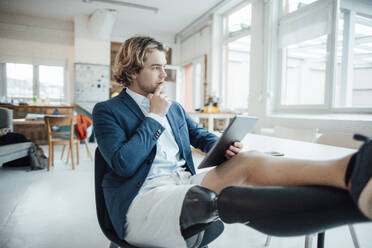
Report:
82,0,158,13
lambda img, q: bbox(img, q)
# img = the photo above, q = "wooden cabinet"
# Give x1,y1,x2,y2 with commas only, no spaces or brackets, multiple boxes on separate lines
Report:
1,104,75,145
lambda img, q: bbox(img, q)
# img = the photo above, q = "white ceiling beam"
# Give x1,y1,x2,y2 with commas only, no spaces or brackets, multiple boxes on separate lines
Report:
83,0,158,13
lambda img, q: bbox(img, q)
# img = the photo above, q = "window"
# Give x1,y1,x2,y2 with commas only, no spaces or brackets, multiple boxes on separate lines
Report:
39,65,64,101
2,63,65,103
276,0,372,112
222,3,252,111
6,63,33,98
225,36,251,109
281,35,327,105
335,12,372,108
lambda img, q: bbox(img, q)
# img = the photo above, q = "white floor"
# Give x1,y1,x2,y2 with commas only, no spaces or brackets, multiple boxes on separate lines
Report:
0,143,371,248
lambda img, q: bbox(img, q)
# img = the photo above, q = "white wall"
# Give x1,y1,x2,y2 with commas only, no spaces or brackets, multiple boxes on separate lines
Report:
0,12,75,103
74,13,113,65
179,26,211,64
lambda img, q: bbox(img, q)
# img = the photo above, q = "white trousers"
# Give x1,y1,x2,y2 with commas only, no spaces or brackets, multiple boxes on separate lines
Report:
125,169,209,248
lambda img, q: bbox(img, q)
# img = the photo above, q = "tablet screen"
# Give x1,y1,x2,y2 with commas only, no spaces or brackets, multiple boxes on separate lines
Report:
198,115,258,169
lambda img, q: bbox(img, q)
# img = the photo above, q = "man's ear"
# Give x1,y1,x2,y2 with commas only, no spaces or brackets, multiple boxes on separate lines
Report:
131,73,137,81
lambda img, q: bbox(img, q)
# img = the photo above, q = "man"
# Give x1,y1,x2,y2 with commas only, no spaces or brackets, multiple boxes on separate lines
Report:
93,36,372,247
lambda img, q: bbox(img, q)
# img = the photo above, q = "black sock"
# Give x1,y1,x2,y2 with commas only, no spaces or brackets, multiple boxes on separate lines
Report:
345,153,357,186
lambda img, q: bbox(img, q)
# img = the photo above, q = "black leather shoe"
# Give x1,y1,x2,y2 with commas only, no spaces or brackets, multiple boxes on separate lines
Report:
350,134,372,219
180,186,219,230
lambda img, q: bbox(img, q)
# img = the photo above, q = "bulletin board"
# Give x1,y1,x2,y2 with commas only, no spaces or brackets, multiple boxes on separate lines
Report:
74,63,110,113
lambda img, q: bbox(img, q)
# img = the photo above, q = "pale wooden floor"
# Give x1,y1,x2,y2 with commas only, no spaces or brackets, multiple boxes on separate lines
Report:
0,144,371,248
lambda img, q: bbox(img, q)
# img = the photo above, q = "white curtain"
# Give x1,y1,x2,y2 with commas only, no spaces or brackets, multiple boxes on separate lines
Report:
278,0,334,48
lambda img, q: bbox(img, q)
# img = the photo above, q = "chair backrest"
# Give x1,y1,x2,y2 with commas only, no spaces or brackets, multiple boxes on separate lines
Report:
94,148,224,248
94,148,136,247
44,115,75,140
316,132,362,149
0,107,13,131
274,126,319,143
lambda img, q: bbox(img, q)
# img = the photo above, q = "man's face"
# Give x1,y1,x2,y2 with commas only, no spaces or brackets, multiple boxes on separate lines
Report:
130,49,167,96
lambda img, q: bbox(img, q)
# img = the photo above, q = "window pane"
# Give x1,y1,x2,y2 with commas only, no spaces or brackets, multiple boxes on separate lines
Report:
353,15,372,108
283,0,319,14
227,4,252,33
39,65,64,100
224,36,250,110
6,63,33,98
281,35,327,105
335,13,372,108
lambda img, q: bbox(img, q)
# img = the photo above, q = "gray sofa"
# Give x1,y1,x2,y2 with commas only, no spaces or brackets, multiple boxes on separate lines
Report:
0,107,32,166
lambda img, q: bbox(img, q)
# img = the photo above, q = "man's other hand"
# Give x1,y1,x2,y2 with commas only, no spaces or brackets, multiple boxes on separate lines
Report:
225,142,243,159
148,84,171,116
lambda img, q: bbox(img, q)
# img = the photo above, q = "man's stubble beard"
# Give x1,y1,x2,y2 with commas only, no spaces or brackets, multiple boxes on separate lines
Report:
138,82,156,95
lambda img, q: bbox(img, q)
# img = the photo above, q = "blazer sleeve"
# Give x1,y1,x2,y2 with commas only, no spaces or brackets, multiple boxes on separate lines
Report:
181,105,218,153
93,102,165,178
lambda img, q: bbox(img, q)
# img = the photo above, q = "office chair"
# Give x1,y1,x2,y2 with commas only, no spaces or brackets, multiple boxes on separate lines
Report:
94,148,224,248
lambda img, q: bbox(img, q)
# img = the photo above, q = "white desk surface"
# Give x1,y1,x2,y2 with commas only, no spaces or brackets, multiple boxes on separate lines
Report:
241,133,355,160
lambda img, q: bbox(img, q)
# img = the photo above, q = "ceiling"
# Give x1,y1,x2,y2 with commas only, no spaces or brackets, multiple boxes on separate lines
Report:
0,0,223,38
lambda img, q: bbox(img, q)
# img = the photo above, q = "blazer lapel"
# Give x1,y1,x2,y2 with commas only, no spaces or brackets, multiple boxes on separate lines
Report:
118,88,145,120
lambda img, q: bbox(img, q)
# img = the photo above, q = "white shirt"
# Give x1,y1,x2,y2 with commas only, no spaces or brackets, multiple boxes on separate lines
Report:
126,88,186,181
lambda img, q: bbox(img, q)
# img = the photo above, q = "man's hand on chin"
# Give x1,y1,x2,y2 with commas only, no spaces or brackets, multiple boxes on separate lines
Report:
148,84,171,116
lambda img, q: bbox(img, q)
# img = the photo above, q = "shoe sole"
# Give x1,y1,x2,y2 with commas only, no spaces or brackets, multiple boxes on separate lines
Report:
358,177,372,219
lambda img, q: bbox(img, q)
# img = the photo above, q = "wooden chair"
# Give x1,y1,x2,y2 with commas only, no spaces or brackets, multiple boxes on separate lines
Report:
44,115,79,170
60,125,93,163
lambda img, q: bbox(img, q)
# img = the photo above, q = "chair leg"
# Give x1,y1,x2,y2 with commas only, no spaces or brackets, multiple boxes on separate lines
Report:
66,148,70,163
51,144,54,166
48,144,52,171
305,234,314,248
70,143,75,170
61,145,66,160
317,232,325,248
348,225,360,248
264,235,271,247
84,139,93,161
76,142,79,165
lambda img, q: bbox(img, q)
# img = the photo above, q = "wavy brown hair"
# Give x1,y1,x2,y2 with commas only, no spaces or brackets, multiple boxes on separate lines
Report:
112,36,167,87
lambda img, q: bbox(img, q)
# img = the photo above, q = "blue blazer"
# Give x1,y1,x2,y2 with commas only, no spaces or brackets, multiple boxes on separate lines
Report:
92,88,218,240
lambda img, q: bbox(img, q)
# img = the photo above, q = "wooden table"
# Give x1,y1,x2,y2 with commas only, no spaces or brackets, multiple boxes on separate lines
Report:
0,104,75,119
13,119,47,145
2,104,76,145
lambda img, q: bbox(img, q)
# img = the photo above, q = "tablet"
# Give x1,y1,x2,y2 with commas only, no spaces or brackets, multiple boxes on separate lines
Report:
198,115,258,169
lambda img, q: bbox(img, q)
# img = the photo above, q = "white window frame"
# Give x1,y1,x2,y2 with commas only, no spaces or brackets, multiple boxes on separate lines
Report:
274,0,372,114
221,1,253,112
0,57,67,103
